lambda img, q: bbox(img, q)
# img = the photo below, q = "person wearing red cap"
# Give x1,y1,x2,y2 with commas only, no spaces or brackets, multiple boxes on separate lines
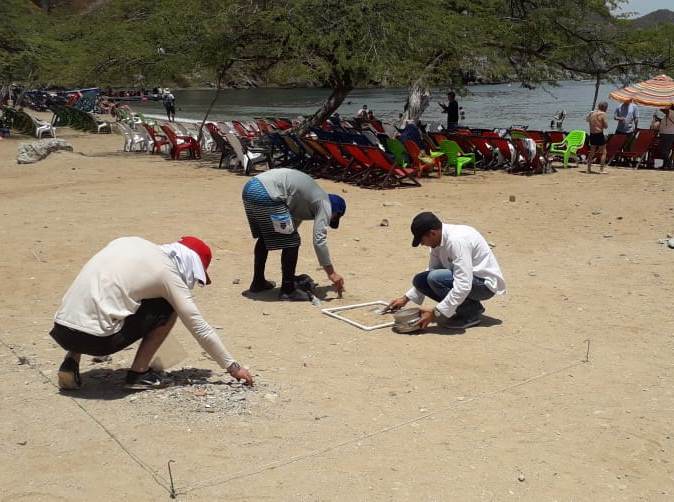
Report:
50,236,253,390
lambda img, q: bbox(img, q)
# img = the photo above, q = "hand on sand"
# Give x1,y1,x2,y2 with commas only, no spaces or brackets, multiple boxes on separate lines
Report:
228,363,254,386
387,296,409,312
329,272,345,298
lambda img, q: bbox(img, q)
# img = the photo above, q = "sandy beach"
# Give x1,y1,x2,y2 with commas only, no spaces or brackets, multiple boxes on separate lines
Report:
1,119,673,501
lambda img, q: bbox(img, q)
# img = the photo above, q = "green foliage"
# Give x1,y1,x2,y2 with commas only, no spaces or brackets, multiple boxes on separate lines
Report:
1,0,672,91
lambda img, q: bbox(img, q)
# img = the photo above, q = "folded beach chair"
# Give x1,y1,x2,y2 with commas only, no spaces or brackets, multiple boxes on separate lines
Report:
437,140,476,176
613,129,656,169
548,129,586,168
160,124,201,160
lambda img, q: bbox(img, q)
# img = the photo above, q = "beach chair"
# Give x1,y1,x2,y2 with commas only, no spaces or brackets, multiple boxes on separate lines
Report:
437,140,476,176
142,123,170,154
90,113,112,133
613,129,656,169
360,145,421,188
301,137,339,176
341,143,383,187
402,140,442,177
548,130,586,168
24,112,56,138
385,138,411,168
117,121,150,152
205,123,235,168
322,141,370,182
223,132,267,174
160,124,201,160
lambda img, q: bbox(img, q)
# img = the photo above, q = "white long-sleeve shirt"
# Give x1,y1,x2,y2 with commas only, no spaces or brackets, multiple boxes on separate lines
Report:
405,224,506,317
54,237,235,368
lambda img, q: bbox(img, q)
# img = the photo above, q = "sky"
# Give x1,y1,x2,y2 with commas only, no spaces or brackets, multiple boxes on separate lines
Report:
617,0,673,16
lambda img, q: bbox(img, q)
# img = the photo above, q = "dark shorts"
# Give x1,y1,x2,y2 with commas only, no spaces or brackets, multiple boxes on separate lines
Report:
49,298,174,356
165,105,175,114
589,133,606,146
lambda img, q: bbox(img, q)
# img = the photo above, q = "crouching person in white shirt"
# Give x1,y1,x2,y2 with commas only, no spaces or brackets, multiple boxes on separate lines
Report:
50,236,253,390
388,212,506,330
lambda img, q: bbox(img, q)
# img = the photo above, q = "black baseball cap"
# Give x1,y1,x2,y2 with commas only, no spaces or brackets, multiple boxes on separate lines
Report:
411,212,442,247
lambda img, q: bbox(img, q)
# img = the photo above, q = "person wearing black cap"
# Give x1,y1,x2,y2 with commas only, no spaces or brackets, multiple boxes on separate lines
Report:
242,168,346,301
388,212,506,329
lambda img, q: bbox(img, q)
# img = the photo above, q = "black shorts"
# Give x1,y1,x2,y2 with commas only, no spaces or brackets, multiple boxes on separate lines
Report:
49,298,174,356
589,133,606,146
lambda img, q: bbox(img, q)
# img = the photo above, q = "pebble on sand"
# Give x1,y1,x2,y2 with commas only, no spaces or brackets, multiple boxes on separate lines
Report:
380,218,390,227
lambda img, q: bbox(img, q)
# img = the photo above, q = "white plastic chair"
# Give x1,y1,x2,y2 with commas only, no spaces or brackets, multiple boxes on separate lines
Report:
117,122,149,152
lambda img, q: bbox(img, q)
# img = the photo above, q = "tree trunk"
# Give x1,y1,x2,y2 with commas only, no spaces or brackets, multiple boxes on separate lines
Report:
399,52,446,127
294,83,352,136
591,73,601,110
197,63,233,143
399,81,431,126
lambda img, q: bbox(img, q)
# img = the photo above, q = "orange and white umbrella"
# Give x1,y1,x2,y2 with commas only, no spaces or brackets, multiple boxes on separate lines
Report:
609,74,674,107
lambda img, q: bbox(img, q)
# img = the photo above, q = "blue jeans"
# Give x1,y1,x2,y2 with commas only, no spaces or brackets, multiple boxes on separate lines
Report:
412,269,495,319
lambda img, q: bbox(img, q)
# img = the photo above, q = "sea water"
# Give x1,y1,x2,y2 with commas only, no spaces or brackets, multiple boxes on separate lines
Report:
133,80,647,132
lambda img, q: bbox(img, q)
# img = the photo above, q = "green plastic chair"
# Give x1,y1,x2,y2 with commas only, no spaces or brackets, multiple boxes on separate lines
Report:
548,129,586,168
437,140,476,176
385,137,410,167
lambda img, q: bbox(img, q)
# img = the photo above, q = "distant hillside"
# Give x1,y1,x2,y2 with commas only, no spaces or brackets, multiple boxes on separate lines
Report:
631,9,674,29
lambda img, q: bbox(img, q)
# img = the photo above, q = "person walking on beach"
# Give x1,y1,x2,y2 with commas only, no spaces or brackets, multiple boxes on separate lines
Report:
163,90,176,122
586,101,609,174
388,212,506,330
439,92,460,130
242,168,346,301
614,98,639,135
659,105,674,169
50,236,253,390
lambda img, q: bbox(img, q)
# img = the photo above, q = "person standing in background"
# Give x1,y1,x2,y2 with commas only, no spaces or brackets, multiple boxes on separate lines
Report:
439,92,460,130
659,105,674,169
614,98,639,135
585,101,609,174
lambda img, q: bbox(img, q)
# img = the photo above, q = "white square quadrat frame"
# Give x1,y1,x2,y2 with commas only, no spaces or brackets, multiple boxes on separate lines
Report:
321,301,394,331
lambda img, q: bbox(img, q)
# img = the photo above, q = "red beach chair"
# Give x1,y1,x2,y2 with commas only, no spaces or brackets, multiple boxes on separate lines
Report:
160,124,201,160
614,129,656,169
142,123,171,154
359,145,421,188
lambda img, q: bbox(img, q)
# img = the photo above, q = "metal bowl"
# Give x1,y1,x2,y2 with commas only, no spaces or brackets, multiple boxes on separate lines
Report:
393,307,421,334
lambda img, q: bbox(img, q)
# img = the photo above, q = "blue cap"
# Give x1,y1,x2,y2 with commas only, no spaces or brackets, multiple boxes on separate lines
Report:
328,194,346,229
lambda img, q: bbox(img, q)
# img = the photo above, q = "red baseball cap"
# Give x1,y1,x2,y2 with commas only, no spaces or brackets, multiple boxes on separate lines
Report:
178,236,212,285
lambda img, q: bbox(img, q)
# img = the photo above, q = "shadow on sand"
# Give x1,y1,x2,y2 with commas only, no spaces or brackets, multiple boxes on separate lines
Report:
62,367,215,401
391,315,503,337
240,284,339,304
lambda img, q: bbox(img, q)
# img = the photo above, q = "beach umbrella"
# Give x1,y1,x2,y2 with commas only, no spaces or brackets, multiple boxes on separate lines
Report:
609,74,674,107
